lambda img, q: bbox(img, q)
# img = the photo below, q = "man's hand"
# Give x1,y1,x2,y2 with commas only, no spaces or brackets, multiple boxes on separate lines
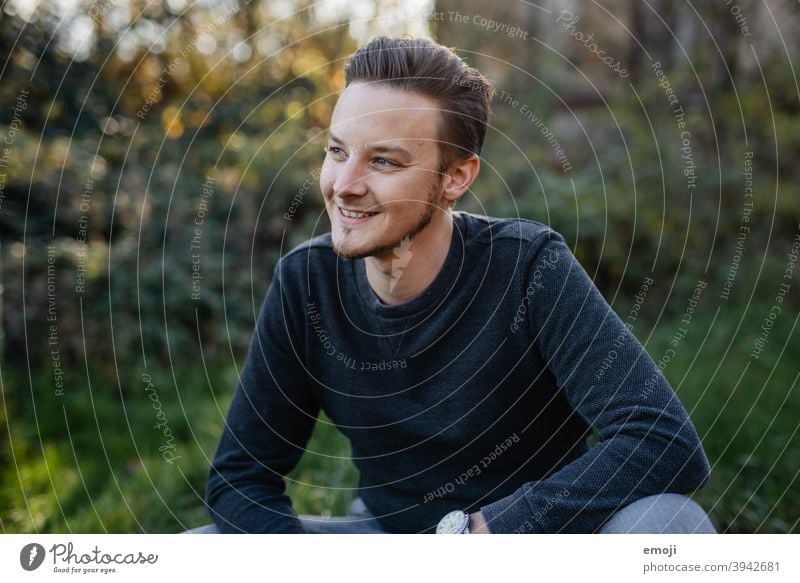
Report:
469,511,491,534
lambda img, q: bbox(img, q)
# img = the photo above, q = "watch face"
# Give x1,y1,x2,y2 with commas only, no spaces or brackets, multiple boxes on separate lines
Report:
436,510,468,534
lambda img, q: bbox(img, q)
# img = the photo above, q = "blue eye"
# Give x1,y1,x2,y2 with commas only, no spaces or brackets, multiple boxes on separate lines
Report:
374,157,395,167
325,146,346,160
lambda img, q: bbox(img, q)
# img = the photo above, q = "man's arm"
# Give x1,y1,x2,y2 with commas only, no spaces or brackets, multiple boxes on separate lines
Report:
469,511,490,534
205,261,319,533
479,233,711,533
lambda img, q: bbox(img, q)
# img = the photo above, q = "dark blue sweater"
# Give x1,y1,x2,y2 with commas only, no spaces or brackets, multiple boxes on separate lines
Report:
205,212,710,533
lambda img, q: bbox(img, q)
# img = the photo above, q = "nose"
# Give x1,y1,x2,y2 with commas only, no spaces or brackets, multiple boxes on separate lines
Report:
331,158,369,198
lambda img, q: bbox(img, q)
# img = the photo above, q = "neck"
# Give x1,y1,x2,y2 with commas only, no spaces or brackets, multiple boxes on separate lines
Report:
364,210,454,305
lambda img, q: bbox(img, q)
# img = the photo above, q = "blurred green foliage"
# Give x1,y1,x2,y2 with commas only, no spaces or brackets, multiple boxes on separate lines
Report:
2,304,796,533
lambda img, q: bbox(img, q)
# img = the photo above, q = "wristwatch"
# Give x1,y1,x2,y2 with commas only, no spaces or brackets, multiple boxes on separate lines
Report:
436,510,470,534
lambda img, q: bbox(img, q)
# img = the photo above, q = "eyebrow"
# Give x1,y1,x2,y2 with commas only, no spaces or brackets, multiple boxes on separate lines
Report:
328,133,413,159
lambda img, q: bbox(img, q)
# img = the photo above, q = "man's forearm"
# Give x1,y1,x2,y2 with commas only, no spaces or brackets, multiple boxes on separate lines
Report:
206,479,306,533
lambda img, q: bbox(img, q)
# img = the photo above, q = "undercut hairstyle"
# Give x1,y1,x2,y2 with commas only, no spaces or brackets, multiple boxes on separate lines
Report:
343,36,494,177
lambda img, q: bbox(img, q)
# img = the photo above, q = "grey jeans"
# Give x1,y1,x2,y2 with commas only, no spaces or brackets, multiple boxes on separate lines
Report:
183,493,716,534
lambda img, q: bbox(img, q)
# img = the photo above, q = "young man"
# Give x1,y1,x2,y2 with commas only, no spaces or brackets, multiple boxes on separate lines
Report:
200,36,714,534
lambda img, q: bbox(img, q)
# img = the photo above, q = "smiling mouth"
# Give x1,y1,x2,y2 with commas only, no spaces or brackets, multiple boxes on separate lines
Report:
338,206,379,220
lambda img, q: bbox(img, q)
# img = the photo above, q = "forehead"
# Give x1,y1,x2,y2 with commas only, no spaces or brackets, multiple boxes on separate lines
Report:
330,83,442,149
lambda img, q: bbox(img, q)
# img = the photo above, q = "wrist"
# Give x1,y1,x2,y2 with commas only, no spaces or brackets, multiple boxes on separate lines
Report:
469,511,491,534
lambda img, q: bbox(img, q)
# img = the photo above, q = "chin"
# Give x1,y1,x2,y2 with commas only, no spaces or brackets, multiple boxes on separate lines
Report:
331,231,368,259
332,241,380,260
332,234,399,260
332,244,366,260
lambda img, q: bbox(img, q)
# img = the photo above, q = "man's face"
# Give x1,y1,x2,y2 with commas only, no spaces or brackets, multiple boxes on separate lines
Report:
320,82,447,260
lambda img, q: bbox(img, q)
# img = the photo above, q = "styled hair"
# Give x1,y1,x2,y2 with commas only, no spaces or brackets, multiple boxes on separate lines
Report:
343,36,494,176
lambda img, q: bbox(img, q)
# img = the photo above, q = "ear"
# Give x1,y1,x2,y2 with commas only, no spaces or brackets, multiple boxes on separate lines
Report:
441,154,480,206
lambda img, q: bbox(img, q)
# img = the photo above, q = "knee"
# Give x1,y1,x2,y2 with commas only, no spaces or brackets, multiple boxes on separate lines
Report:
600,494,716,534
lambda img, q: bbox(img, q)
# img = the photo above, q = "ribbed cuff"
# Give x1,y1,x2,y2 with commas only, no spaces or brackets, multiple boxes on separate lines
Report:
480,486,541,534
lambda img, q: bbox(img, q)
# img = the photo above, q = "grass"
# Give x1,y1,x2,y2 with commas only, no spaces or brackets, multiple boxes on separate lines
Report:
0,358,357,533
1,298,797,533
619,296,799,533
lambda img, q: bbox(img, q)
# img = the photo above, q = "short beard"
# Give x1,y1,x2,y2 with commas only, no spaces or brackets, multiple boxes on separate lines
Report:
333,182,442,260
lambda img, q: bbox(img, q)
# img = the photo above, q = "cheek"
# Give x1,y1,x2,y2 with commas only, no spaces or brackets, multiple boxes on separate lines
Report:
319,164,334,197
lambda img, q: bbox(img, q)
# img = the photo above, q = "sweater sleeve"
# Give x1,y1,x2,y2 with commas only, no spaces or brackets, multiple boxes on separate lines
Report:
205,260,319,533
479,233,710,533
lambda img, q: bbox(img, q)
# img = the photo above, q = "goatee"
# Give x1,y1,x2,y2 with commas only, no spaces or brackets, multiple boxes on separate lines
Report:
332,183,443,260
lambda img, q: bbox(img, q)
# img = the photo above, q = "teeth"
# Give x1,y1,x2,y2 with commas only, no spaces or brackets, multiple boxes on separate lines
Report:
340,208,377,219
